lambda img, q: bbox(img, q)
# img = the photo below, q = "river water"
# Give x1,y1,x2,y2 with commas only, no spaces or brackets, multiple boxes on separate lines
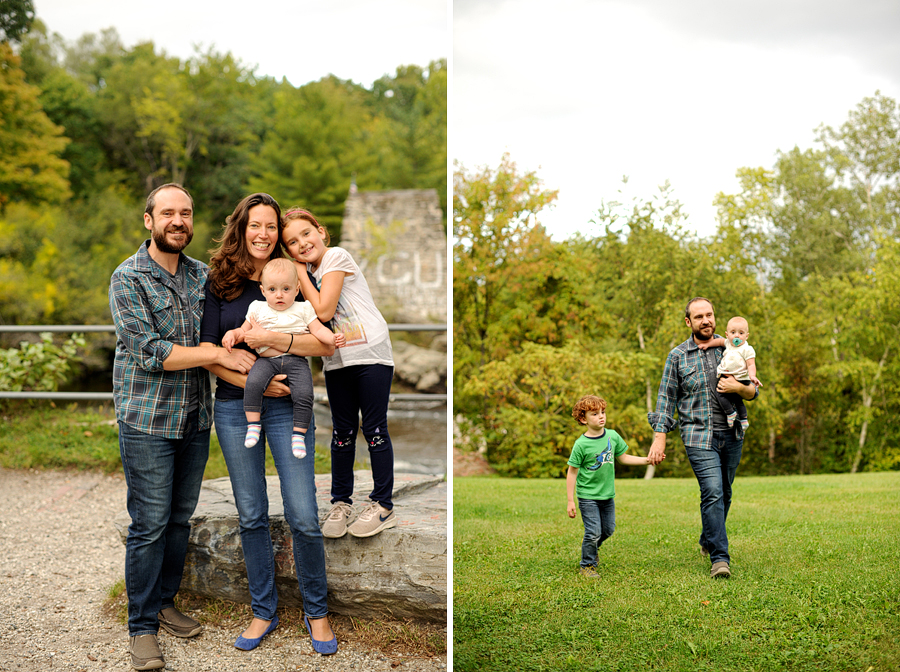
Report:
312,402,448,476
63,371,447,476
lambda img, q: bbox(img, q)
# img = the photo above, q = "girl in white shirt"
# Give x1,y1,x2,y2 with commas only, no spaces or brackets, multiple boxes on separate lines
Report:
282,208,396,539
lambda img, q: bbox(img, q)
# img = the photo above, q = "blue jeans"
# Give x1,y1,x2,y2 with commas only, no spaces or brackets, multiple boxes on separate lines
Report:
119,412,209,635
324,364,395,509
214,396,328,621
577,497,616,568
685,429,743,564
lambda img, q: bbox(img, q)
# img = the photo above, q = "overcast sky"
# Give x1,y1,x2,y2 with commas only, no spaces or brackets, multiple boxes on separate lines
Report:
33,0,448,88
31,1,900,242
454,0,900,239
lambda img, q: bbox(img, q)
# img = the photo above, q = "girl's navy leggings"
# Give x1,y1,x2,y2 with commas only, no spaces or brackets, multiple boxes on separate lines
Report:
324,363,394,509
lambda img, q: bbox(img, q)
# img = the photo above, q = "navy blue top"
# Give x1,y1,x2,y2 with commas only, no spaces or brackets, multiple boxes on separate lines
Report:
200,278,306,400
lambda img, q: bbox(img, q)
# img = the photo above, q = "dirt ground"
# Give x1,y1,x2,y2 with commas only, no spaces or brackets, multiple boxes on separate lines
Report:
0,468,447,672
452,447,495,477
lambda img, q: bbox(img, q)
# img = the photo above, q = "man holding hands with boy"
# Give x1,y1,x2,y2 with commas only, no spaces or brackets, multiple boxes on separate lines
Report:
647,297,759,579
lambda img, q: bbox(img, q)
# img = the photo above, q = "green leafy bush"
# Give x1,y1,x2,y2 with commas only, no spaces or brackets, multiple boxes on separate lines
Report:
462,340,659,478
0,332,85,391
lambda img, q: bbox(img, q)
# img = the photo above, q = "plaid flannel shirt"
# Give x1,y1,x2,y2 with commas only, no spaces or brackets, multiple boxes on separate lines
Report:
110,241,211,438
648,334,757,449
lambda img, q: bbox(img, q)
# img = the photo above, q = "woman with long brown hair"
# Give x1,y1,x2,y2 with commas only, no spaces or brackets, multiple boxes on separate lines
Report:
199,193,337,655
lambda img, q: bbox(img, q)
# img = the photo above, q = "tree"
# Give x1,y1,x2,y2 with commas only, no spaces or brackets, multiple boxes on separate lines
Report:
0,0,33,43
180,48,270,228
369,60,448,220
814,234,900,473
453,154,558,413
489,227,594,357
16,18,61,84
17,21,107,198
0,42,69,208
586,183,715,477
716,91,900,474
0,189,145,326
61,27,125,89
453,92,900,478
462,340,656,477
33,69,106,197
94,42,195,195
247,75,376,238
816,90,900,229
811,92,900,472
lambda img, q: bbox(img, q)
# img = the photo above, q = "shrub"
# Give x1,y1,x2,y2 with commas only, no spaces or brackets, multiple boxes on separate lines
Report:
0,332,85,391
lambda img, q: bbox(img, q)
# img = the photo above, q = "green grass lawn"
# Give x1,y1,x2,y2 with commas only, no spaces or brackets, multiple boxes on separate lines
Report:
454,473,900,672
0,403,333,477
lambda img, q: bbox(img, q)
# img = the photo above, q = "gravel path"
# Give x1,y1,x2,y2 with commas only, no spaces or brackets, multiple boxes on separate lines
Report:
0,469,447,672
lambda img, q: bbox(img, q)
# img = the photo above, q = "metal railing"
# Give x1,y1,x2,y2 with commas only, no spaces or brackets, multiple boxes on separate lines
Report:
0,324,447,403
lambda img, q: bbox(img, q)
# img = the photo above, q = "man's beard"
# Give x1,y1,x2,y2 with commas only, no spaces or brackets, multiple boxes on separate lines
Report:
152,224,192,254
692,325,715,341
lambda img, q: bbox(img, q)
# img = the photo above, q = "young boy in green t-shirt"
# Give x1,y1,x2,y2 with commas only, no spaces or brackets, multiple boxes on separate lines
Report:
566,394,649,577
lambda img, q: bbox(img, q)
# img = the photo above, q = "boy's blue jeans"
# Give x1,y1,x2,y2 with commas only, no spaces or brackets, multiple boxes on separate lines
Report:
685,428,743,565
578,497,616,568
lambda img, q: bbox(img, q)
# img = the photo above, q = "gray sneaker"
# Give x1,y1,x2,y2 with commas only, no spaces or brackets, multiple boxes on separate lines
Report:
347,502,396,538
711,561,731,578
322,502,355,538
130,634,165,670
158,607,202,638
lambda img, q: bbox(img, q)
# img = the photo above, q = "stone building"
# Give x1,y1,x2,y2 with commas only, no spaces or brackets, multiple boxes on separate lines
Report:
339,188,446,324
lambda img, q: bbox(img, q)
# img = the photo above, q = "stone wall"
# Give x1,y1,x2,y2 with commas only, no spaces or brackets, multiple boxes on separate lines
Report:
114,472,447,623
340,189,446,324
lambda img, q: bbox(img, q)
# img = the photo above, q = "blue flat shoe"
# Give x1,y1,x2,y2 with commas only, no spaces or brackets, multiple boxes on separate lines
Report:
234,616,278,651
304,615,338,655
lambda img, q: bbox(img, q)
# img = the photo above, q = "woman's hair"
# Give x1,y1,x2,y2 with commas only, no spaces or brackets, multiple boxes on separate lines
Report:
209,193,284,301
572,395,607,424
283,207,330,246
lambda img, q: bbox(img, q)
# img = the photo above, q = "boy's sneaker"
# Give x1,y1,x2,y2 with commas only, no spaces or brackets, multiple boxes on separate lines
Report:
347,502,396,538
579,566,600,578
322,502,355,538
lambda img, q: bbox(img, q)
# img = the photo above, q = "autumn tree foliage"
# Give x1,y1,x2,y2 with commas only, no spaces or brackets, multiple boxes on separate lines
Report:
455,93,900,478
0,18,445,326
0,42,69,208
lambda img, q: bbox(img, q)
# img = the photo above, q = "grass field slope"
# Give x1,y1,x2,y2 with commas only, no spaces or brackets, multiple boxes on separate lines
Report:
454,472,900,672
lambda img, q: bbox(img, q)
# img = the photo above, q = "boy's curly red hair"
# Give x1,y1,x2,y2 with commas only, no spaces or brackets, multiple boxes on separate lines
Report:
572,395,607,424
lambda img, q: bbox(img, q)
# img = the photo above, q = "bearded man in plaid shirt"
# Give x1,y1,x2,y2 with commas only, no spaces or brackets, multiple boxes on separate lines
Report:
110,184,256,670
647,297,759,580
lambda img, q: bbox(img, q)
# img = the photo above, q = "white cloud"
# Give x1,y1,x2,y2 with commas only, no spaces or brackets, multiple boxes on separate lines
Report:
33,0,448,87
454,0,900,239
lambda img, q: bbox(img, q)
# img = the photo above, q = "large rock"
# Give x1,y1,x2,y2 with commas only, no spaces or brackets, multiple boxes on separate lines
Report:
114,472,446,623
392,340,447,392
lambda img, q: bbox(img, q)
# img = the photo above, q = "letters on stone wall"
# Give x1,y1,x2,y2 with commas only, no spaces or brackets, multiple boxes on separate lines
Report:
340,189,447,324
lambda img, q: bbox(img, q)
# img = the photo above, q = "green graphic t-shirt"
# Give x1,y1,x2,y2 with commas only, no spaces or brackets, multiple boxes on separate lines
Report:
566,429,629,500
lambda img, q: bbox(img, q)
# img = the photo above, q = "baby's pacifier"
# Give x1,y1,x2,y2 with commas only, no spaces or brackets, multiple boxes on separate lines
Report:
732,337,743,347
